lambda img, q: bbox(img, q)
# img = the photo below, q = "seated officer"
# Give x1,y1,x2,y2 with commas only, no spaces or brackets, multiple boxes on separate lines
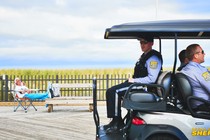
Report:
104,35,163,133
181,44,210,111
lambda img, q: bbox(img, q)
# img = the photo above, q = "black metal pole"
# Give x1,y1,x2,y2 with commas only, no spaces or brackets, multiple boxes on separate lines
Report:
170,33,178,103
92,77,100,139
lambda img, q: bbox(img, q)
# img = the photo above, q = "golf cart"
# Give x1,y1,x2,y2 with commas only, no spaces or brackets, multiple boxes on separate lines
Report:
93,19,210,140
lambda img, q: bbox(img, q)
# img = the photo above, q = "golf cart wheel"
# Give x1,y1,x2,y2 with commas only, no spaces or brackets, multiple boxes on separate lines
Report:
146,134,179,140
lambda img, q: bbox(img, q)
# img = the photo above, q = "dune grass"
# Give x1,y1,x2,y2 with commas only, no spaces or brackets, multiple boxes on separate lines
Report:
0,67,208,76
0,68,134,77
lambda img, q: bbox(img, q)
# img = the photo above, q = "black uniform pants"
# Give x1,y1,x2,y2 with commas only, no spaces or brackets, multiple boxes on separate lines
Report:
106,81,133,118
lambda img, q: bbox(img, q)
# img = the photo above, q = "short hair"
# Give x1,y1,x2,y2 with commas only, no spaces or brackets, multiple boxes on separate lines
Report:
142,35,154,43
186,44,200,61
178,49,186,63
138,35,154,42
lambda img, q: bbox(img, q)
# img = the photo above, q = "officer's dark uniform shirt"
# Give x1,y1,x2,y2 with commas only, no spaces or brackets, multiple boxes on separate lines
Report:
133,49,163,83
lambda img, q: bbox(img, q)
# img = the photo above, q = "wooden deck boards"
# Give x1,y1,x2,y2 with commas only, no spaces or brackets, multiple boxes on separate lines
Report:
0,102,108,140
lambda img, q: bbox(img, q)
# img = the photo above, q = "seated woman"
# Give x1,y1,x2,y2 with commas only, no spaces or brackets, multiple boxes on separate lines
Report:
14,77,52,100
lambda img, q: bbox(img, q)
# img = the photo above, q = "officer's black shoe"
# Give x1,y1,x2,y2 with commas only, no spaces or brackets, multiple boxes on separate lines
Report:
104,118,124,133
102,119,116,130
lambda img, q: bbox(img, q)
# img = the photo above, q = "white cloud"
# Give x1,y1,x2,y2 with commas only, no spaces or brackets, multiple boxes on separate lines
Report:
0,0,210,68
55,0,67,7
0,7,96,40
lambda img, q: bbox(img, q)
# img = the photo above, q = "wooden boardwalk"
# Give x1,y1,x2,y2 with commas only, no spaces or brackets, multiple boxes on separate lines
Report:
0,104,110,140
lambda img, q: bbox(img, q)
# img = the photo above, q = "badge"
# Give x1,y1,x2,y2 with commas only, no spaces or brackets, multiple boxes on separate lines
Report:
202,72,210,81
150,61,158,69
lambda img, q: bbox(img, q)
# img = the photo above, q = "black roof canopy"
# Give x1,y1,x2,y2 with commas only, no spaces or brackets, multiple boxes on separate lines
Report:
104,19,210,39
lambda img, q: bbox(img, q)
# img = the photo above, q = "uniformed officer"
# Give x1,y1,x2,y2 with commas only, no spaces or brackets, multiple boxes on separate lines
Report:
104,36,163,133
177,49,189,71
181,44,210,110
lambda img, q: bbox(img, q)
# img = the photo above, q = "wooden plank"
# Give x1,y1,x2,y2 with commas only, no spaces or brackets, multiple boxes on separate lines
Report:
0,101,106,106
46,96,93,100
45,99,92,104
47,103,93,113
52,83,92,88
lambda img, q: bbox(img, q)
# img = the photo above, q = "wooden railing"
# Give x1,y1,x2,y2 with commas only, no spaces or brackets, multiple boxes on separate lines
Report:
0,74,131,101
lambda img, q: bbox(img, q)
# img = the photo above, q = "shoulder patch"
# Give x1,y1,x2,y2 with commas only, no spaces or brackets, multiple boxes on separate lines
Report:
202,72,210,81
150,61,158,69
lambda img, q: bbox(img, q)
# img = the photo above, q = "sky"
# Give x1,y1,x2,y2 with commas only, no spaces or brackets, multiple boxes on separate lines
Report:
1,0,210,69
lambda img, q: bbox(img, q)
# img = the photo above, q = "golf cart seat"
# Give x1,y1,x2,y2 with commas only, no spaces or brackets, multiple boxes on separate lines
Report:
175,72,210,119
122,71,171,111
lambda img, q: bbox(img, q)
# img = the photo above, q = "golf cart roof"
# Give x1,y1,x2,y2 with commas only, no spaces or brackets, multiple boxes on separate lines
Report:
104,19,210,39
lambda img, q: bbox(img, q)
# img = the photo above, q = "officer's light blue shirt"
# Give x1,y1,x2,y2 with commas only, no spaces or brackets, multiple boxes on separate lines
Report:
181,61,210,107
133,55,162,83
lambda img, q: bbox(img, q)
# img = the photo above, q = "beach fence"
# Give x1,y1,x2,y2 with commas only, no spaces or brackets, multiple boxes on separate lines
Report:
0,74,131,102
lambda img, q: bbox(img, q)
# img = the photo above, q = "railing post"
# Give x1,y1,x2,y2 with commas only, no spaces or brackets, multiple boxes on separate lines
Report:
0,75,3,101
5,75,8,101
106,74,109,91
56,75,59,83
1,75,9,101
